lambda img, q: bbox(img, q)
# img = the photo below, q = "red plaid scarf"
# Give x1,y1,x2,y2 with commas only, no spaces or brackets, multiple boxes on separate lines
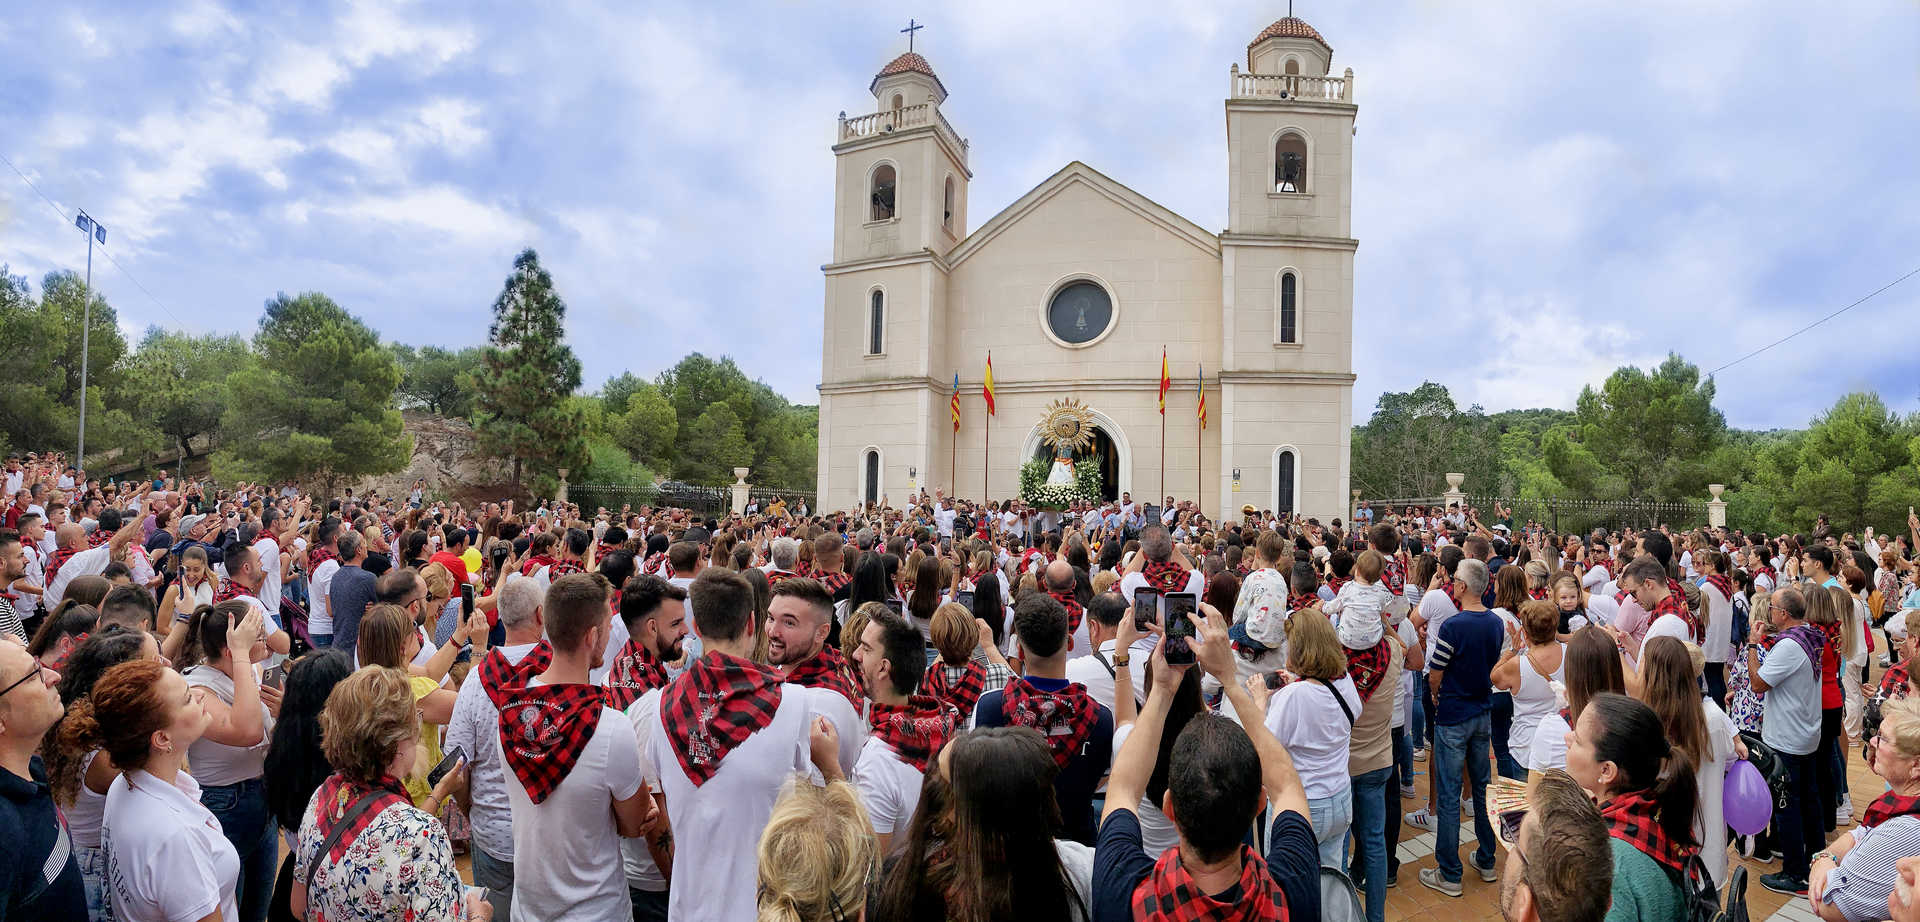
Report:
1130,843,1287,922
1702,573,1733,604
663,652,785,786
642,551,668,576
1382,556,1407,596
815,570,852,596
1287,592,1318,612
1861,789,1920,829
1048,589,1086,634
1327,575,1350,595
795,561,813,577
213,578,257,604
604,637,670,710
1528,587,1549,601
596,541,619,561
1753,564,1777,586
1142,560,1190,594
498,678,610,804
1587,556,1613,579
520,554,557,577
549,558,586,579
308,544,337,571
1233,564,1252,579
50,632,88,672
866,695,960,772
1648,590,1700,644
920,657,988,715
782,644,860,707
765,569,799,587
1000,676,1100,767
1020,549,1050,574
1600,790,1697,877
1878,661,1912,702
1345,636,1392,702
309,774,410,865
478,643,553,710
86,529,111,549
45,546,82,585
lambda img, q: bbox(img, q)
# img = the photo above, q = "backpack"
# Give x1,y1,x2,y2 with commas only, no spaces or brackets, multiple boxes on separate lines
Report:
1735,732,1791,812
1317,866,1365,922
1680,853,1722,922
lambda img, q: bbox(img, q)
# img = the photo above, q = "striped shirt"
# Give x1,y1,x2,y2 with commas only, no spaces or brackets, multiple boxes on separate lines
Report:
0,595,24,643
1821,815,1920,922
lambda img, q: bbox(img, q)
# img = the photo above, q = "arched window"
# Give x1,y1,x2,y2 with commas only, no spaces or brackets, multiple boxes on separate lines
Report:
1284,58,1301,75
1277,271,1299,344
1274,131,1307,193
1274,449,1297,516
943,176,955,231
863,450,880,505
891,93,904,112
871,164,896,221
867,289,885,355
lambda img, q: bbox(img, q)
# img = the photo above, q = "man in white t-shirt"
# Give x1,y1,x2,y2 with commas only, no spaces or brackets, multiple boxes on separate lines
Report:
498,573,654,922
933,497,957,539
45,517,142,608
1622,557,1693,654
636,569,842,922
1116,527,1206,603
307,520,343,648
1064,592,1149,713
764,578,864,772
850,608,959,857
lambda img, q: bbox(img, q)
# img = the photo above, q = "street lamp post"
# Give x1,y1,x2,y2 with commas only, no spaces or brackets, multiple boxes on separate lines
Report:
71,210,106,468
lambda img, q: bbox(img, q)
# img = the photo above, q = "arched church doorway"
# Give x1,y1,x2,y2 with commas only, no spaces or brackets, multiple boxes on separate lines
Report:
1030,426,1120,502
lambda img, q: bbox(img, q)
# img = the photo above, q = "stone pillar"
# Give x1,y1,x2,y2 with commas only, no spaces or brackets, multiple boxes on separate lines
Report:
1707,483,1727,528
1351,489,1362,522
1442,473,1466,511
555,468,569,506
732,467,751,516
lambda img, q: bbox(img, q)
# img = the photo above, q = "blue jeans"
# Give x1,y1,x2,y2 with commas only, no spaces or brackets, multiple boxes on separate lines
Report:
309,632,332,649
1305,789,1353,869
471,844,515,922
1490,693,1524,780
1348,766,1393,922
1433,712,1496,883
1393,724,1415,789
201,778,276,922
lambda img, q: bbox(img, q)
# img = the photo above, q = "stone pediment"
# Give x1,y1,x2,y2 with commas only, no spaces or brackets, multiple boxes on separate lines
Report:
946,161,1219,267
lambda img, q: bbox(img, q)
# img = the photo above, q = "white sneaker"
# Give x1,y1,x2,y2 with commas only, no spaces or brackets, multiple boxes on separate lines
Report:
1472,853,1499,883
1838,794,1854,827
1418,867,1463,897
1405,807,1436,832
1413,748,1427,762
1400,783,1417,800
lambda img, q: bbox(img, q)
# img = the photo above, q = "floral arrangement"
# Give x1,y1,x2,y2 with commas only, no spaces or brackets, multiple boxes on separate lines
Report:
1018,457,1102,509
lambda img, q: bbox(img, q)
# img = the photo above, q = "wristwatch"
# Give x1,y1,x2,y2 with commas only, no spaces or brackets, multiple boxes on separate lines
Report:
1111,653,1131,668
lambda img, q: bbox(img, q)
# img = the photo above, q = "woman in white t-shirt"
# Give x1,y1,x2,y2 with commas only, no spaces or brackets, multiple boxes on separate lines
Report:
80,629,258,922
1261,609,1361,867
1527,625,1627,776
1492,600,1566,772
177,600,278,922
1637,636,1740,888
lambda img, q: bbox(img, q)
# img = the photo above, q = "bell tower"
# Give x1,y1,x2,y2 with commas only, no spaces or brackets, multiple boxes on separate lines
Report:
817,31,973,511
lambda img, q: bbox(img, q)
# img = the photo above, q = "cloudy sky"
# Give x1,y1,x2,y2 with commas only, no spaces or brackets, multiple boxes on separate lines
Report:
2,0,1915,430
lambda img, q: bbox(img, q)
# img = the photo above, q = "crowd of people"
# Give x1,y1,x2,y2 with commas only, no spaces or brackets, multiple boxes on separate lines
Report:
6,446,1920,922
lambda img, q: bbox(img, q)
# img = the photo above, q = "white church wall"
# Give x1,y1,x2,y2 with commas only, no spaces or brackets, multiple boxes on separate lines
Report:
1224,107,1354,240
1224,245,1354,376
819,385,937,510
1219,380,1350,521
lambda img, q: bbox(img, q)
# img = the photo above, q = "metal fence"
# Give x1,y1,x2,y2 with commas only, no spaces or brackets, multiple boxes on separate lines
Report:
1469,494,1709,535
571,482,816,517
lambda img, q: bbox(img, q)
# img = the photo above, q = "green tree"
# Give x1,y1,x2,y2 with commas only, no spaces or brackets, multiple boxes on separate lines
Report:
600,372,648,417
0,268,128,460
469,249,588,484
678,403,751,484
612,383,679,471
214,292,411,489
117,328,251,459
392,344,482,417
1553,354,1725,500
1349,382,1500,498
654,353,816,488
1759,392,1920,534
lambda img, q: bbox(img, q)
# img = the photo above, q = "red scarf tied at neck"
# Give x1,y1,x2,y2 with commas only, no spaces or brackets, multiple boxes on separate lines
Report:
1047,589,1085,635
1000,676,1099,768
1600,790,1697,877
1141,560,1190,594
867,695,961,772
782,644,860,708
603,638,670,710
919,657,988,716
663,653,785,787
1130,843,1288,922
1860,789,1920,829
497,670,610,804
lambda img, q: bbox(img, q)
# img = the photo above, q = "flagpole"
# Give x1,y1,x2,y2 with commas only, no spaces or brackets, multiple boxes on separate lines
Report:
1159,411,1166,504
983,410,990,503
951,426,957,496
1197,399,1202,512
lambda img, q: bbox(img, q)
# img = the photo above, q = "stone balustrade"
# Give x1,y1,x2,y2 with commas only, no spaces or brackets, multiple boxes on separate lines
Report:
837,103,970,165
1230,66,1354,103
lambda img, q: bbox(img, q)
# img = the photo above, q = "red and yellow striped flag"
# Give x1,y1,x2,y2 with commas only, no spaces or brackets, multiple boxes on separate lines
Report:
1157,348,1170,415
1197,363,1206,429
983,352,996,416
950,372,961,432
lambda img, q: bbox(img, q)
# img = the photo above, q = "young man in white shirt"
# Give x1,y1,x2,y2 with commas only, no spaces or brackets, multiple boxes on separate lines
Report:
44,517,142,609
607,575,688,919
764,578,864,772
1064,592,1149,713
850,608,960,857
444,577,545,921
307,519,343,648
634,568,842,922
497,573,654,922
251,502,304,614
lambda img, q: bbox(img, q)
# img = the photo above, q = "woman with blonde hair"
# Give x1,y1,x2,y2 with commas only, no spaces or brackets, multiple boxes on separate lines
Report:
1263,607,1361,866
923,601,1014,715
755,778,877,922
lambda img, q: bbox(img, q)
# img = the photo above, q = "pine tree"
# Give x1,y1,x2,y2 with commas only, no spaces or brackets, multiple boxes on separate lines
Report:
470,249,587,484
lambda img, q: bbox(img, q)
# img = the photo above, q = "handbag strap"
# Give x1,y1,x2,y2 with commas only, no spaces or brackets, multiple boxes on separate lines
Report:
306,789,391,893
1315,677,1357,727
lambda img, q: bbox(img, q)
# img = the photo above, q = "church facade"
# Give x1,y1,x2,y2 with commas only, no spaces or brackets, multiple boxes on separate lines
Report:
816,16,1358,522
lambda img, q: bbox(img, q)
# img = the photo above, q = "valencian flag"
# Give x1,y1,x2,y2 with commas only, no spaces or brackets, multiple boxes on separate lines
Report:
1197,363,1206,429
951,373,962,431
1158,348,1170,414
983,352,996,415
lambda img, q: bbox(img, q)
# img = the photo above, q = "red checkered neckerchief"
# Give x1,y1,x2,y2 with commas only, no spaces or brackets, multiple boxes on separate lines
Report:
1528,587,1549,602
920,657,988,715
1000,676,1099,768
1382,557,1406,596
86,529,112,549
1600,789,1697,877
641,552,668,576
1878,661,1912,702
795,561,814,578
310,773,410,865
1021,549,1051,574
1753,565,1777,585
1647,590,1700,644
1047,589,1086,635
213,578,257,604
596,542,619,561
866,694,961,772
549,558,586,579
815,570,852,596
1327,575,1350,595
765,569,799,587
1286,592,1319,613
308,544,337,571
782,644,860,707
1344,636,1392,702
1587,556,1612,579
603,637,670,710
1233,564,1252,579
50,633,88,672
1130,842,1287,922
1861,789,1920,829
1141,560,1189,594
478,642,553,710
45,546,82,585
662,652,785,787
498,678,610,804
520,554,557,577
1702,574,1733,603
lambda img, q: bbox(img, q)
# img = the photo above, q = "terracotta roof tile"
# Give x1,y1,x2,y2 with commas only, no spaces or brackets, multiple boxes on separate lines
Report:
1249,16,1331,53
871,51,947,97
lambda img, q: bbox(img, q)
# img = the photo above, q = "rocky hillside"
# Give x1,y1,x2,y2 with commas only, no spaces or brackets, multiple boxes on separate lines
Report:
352,411,523,507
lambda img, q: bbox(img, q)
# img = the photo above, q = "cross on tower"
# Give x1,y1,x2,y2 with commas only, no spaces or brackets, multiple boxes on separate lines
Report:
901,18,924,52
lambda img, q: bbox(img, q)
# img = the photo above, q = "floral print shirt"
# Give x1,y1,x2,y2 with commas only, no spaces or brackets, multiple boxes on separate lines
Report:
293,781,467,922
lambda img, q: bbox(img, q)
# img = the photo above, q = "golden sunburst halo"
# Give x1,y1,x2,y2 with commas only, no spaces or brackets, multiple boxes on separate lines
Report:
1040,399,1097,454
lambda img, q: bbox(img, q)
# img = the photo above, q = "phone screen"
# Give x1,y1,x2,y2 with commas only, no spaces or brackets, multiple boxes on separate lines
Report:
883,598,904,615
1163,592,1198,664
954,590,975,609
460,584,475,617
428,746,466,787
1132,589,1160,631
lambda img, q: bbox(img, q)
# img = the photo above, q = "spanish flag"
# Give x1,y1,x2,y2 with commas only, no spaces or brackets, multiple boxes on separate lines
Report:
1197,363,1206,429
983,352,996,416
951,372,961,431
1158,348,1170,415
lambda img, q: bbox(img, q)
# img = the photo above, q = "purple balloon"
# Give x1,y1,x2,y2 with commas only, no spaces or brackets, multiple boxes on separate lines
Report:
1724,758,1771,836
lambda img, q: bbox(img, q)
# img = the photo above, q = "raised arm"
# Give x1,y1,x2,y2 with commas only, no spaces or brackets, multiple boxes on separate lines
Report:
1194,604,1307,819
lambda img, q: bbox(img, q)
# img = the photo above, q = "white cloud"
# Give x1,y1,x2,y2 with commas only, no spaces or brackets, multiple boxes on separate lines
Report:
331,186,533,245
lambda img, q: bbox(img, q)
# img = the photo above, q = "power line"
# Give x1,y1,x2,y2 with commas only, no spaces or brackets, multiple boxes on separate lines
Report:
1706,265,1920,377
0,149,190,330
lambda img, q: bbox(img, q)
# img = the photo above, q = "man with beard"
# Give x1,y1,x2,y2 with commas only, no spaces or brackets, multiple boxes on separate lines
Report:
605,574,689,920
850,608,959,857
764,578,864,774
